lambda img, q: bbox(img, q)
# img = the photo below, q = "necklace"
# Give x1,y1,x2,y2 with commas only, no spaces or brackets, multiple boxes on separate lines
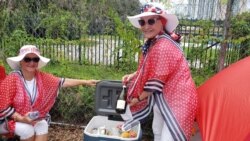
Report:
20,71,37,105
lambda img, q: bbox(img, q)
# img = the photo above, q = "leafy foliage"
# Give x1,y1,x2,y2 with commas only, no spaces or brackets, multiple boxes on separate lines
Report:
231,12,250,58
51,86,96,123
86,0,140,35
42,63,127,123
40,2,87,39
108,7,141,72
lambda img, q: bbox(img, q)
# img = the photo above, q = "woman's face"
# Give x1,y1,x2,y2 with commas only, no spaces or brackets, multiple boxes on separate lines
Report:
139,16,163,39
20,53,40,73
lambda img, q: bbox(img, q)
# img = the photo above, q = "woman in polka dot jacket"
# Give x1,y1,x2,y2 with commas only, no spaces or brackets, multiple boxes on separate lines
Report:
0,45,99,141
121,2,197,141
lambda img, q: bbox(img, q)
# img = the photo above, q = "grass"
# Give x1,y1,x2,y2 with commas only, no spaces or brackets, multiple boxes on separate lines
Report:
42,63,130,80
2,60,213,87
0,63,210,141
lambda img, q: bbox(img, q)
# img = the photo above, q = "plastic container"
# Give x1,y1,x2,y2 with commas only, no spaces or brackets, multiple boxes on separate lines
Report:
83,80,141,141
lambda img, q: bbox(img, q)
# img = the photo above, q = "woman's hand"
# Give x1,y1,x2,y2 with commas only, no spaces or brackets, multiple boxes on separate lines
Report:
122,72,136,84
13,112,34,124
129,91,152,106
129,98,140,107
85,80,100,86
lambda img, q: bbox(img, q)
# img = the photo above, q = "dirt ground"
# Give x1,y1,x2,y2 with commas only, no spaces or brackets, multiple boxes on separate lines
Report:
1,124,198,141
48,125,83,141
48,125,153,141
48,123,201,141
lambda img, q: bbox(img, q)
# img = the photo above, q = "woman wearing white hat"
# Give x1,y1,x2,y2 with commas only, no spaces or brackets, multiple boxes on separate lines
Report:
121,2,197,141
0,45,99,141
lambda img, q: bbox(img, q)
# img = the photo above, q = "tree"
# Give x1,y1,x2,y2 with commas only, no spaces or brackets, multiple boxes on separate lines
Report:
217,0,234,71
86,0,140,35
217,0,249,71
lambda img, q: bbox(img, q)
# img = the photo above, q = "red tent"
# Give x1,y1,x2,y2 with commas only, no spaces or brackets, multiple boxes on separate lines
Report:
197,57,250,141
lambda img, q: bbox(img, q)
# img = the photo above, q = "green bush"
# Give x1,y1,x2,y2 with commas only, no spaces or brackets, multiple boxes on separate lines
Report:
231,12,250,59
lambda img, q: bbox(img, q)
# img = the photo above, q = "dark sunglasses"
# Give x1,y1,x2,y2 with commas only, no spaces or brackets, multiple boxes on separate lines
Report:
138,18,159,27
23,57,40,63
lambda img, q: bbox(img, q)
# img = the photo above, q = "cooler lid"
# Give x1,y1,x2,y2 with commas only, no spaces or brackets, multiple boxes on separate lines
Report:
95,80,123,116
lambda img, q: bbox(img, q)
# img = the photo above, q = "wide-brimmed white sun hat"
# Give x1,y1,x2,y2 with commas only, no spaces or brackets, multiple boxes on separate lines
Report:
6,45,50,70
127,2,179,33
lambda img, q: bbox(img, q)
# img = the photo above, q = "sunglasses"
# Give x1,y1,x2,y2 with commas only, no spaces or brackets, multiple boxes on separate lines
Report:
138,18,159,27
23,57,40,63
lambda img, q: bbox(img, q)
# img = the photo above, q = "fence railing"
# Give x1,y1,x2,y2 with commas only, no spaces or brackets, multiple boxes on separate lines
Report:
0,22,243,72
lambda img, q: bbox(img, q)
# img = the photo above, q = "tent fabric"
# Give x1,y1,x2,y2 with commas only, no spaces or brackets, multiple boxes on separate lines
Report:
197,56,250,141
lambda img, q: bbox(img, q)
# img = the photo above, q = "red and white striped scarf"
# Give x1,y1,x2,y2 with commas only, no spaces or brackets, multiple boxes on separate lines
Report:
126,34,197,140
0,70,63,133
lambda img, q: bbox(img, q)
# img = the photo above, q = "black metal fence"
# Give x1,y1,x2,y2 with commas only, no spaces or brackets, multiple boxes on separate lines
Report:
1,23,242,71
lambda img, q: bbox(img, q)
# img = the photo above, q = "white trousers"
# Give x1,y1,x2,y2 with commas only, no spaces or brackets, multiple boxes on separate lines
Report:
15,120,48,140
152,104,174,141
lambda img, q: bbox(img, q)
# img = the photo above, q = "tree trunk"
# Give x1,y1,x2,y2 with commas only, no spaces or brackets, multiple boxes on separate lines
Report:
217,0,234,72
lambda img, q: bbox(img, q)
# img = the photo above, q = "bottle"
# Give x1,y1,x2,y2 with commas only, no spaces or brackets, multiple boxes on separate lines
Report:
115,85,127,114
28,111,40,120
